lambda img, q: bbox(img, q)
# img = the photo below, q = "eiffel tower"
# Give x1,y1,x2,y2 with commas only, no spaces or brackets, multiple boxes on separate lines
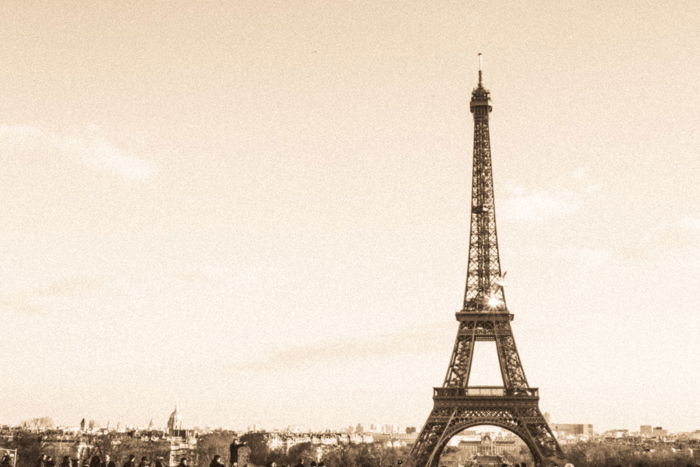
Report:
410,60,569,467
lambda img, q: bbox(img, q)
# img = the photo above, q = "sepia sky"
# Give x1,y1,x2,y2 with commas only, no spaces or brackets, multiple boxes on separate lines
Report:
1,1,699,433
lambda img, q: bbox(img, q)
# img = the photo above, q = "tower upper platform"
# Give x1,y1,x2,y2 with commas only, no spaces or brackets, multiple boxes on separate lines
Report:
470,74,492,112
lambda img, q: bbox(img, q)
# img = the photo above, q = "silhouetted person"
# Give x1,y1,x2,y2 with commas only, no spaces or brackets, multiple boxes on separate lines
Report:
153,458,164,467
123,455,136,467
177,458,188,467
46,456,55,467
137,457,149,467
1,454,11,467
102,456,115,467
89,455,101,467
294,460,304,467
209,456,224,467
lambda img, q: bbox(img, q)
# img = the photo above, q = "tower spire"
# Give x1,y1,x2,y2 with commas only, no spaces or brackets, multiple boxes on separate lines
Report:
478,52,483,86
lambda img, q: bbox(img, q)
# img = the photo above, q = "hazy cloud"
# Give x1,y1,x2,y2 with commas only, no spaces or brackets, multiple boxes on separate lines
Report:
570,167,603,193
0,276,104,314
0,124,157,180
173,271,222,287
620,216,700,260
0,124,43,140
500,187,578,222
31,277,105,297
229,322,452,372
568,247,612,267
0,299,43,314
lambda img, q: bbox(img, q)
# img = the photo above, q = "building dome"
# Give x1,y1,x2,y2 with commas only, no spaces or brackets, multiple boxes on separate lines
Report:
167,406,183,433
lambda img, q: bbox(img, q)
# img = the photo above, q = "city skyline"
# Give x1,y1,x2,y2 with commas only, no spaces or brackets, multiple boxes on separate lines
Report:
5,410,693,439
1,1,699,434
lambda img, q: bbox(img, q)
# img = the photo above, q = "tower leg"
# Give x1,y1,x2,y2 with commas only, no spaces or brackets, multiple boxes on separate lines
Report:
410,403,569,467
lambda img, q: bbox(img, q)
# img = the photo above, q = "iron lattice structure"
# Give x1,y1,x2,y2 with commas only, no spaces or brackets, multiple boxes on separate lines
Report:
410,70,569,467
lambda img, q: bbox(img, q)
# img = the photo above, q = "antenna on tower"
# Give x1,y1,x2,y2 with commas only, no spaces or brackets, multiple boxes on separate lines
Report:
478,53,483,85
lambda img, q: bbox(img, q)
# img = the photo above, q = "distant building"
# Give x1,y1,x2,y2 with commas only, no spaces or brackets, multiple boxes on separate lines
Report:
169,437,197,467
640,425,652,436
165,406,196,467
604,429,629,438
371,431,418,447
267,434,285,450
441,433,531,466
652,427,667,438
551,424,594,439
167,406,183,435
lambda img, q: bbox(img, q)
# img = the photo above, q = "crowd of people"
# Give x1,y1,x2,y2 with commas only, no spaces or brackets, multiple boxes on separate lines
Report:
30,454,236,467
33,454,173,467
0,452,409,467
28,453,394,467
265,459,403,467
265,461,329,467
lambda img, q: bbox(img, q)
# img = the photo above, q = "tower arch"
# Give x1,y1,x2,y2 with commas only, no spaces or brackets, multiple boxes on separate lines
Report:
432,422,540,467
